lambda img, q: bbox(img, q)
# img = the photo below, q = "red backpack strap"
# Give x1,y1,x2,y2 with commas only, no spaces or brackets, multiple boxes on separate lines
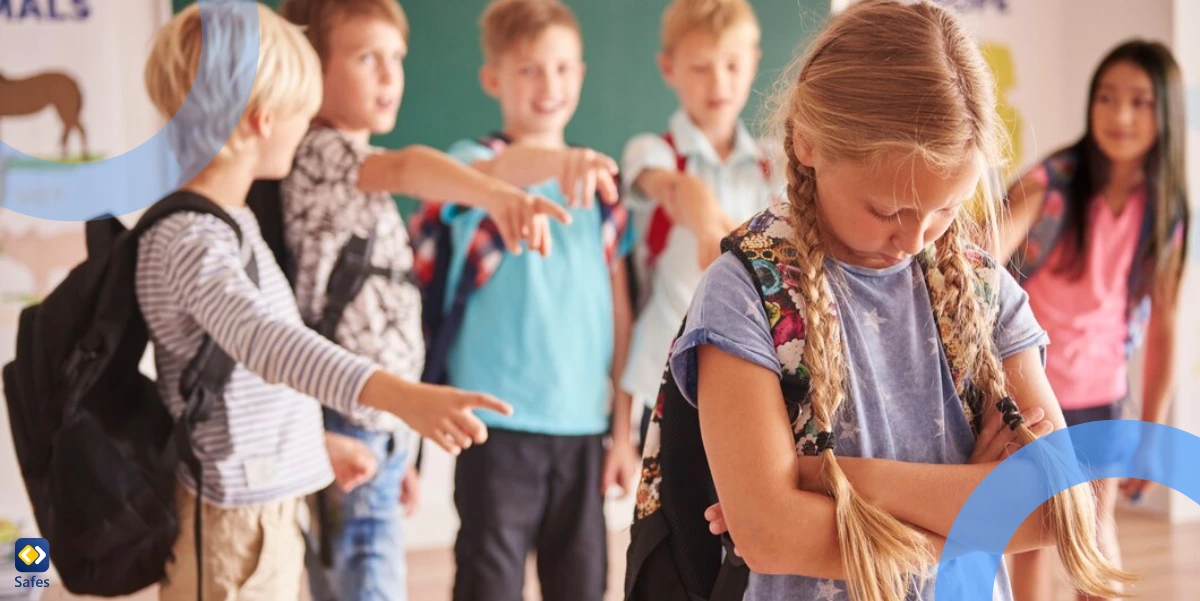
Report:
644,133,687,268
754,140,772,182
662,132,687,172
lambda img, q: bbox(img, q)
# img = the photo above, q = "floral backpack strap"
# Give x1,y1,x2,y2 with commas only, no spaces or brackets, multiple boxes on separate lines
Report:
635,206,812,522
722,205,833,455
1009,150,1080,283
918,244,1003,437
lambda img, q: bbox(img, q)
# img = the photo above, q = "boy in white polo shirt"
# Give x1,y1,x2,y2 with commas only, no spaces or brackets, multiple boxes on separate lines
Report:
613,0,775,456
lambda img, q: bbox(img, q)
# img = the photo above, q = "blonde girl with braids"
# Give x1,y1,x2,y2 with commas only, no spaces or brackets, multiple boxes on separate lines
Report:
659,1,1132,600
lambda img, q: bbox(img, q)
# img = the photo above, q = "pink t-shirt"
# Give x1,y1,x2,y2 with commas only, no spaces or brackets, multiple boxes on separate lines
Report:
1022,188,1145,410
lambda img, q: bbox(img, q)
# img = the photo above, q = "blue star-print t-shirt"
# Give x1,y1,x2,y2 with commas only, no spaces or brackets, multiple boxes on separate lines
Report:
668,252,1049,601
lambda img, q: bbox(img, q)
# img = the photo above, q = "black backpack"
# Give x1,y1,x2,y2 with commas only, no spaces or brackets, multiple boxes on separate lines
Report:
2,192,257,596
624,333,752,601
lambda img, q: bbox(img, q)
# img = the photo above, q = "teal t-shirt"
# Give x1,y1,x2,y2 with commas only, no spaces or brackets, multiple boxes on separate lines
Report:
442,138,635,435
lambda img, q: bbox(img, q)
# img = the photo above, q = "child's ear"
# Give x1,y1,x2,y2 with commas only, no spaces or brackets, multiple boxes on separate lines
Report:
247,109,275,139
791,128,816,168
479,64,500,99
657,52,673,84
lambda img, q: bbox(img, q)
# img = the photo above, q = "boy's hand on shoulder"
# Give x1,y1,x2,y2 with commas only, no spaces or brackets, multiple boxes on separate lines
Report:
479,187,572,257
359,371,514,456
557,147,619,208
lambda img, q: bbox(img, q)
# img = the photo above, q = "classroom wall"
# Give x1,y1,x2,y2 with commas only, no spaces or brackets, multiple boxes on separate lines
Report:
0,0,172,554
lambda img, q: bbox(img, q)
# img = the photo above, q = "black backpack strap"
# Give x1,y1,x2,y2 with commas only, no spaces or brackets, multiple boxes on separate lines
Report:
710,541,749,601
304,525,339,601
84,216,126,258
245,179,293,284
314,230,417,342
315,232,374,339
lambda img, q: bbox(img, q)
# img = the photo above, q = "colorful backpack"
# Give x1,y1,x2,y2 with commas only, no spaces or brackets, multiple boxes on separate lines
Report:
625,203,1002,601
1008,147,1189,354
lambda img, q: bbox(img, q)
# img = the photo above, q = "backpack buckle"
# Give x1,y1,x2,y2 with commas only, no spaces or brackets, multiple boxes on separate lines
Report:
182,385,217,424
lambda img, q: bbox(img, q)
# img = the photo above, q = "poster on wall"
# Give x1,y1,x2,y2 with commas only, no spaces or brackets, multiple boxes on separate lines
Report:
0,0,170,540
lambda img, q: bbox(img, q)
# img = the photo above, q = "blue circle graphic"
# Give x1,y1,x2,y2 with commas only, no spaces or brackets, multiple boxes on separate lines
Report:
0,0,260,222
935,420,1200,599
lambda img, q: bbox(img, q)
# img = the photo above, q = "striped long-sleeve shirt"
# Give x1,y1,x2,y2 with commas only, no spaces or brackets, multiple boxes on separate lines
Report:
136,204,378,507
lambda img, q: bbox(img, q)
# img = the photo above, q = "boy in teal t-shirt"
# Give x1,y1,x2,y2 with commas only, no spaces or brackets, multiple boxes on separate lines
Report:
417,1,638,599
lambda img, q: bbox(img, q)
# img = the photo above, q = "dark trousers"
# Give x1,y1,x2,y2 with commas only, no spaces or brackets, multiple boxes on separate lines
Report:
453,428,607,601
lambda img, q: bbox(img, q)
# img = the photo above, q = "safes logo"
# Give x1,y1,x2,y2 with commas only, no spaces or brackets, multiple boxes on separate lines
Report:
14,537,48,573
12,538,51,590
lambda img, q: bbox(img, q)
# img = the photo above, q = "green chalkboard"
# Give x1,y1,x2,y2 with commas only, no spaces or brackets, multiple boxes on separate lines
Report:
173,1,827,212
173,0,827,155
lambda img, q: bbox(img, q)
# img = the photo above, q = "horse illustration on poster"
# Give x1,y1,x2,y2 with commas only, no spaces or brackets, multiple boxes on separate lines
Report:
0,69,88,159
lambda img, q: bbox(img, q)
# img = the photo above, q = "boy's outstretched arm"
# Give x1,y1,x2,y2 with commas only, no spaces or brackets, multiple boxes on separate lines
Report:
634,169,737,268
161,219,511,456
358,145,571,255
468,144,619,208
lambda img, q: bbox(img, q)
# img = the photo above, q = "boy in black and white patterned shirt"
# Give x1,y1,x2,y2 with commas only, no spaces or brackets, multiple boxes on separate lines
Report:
278,1,569,599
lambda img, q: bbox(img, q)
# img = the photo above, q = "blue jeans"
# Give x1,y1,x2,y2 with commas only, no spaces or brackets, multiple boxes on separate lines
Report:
324,409,410,601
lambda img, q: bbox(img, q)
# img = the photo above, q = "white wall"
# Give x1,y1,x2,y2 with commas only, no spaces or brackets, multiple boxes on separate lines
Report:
1163,0,1200,524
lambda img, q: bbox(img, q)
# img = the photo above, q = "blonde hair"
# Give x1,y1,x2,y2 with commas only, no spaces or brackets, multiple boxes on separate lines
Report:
278,0,410,60
769,2,1132,600
145,2,322,164
661,0,760,54
479,0,581,64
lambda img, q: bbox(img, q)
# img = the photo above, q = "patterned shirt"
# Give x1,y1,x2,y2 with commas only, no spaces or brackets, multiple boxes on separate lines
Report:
282,127,424,434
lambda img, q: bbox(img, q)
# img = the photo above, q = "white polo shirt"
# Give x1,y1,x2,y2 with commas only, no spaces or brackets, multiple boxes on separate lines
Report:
620,109,776,405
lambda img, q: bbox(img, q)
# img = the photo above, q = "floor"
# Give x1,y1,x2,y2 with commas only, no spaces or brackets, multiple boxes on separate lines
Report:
38,509,1200,601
